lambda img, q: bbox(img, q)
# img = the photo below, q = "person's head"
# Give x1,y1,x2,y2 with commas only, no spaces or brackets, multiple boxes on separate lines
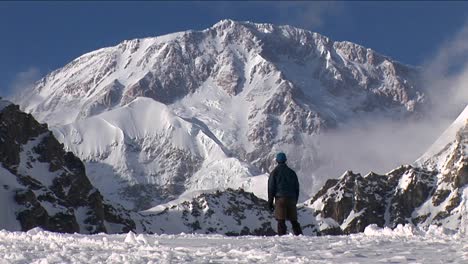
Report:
276,152,287,164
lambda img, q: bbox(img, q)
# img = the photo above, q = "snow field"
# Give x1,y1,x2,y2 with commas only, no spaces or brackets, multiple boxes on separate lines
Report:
0,225,466,264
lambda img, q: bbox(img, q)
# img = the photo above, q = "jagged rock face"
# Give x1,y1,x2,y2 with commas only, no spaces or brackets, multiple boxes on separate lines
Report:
309,166,440,234
0,103,135,233
141,188,330,236
141,189,276,236
16,20,425,211
413,109,468,231
308,106,468,234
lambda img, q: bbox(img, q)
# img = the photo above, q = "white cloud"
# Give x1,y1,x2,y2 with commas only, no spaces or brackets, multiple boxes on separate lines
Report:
421,21,468,119
6,67,41,100
311,21,468,179
272,1,344,29
207,1,343,31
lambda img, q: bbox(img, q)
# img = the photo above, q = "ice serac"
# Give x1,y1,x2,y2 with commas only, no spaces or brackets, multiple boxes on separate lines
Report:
16,20,425,209
307,105,468,234
0,103,136,233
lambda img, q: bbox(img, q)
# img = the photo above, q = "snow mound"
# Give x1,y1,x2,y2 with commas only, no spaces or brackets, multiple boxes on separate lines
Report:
364,223,459,237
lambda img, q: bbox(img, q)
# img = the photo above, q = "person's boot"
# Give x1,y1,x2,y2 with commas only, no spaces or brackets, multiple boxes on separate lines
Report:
277,220,287,236
291,221,303,236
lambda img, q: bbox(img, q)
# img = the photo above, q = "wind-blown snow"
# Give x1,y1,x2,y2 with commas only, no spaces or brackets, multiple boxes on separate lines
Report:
0,225,465,263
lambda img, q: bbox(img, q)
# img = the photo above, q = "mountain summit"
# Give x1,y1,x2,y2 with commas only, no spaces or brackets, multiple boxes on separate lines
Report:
16,20,425,210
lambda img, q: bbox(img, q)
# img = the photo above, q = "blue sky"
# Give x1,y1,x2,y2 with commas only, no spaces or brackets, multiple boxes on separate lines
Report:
1,1,468,96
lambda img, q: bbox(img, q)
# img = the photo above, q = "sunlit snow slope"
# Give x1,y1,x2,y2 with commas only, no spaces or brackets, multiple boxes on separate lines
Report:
52,97,264,209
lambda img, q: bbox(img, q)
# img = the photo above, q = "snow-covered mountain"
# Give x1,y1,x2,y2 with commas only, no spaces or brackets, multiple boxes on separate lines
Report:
16,20,425,210
307,105,468,234
0,101,278,235
51,97,266,210
0,100,466,235
141,188,277,236
140,103,467,235
138,188,336,236
0,100,136,233
143,103,468,235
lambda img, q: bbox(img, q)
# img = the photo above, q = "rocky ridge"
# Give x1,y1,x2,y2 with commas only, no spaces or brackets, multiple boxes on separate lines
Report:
141,104,468,235
0,102,466,235
0,100,136,233
307,105,468,234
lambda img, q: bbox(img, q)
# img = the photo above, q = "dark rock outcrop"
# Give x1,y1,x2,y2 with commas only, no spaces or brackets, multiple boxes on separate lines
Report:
308,166,440,234
0,103,136,233
308,117,467,234
142,188,278,236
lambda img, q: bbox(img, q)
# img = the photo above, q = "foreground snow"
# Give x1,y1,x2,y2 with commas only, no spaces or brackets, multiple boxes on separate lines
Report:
0,225,466,263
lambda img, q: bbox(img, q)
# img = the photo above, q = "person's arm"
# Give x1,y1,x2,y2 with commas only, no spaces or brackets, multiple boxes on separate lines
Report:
268,170,276,208
294,172,299,203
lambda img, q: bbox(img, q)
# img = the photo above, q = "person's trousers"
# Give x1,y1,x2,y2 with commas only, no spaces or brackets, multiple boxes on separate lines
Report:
274,197,303,236
277,220,303,236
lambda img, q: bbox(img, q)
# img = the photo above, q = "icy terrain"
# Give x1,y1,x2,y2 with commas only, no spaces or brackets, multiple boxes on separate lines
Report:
0,225,466,263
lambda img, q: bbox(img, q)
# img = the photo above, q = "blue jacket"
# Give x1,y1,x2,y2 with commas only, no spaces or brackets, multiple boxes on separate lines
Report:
268,163,299,203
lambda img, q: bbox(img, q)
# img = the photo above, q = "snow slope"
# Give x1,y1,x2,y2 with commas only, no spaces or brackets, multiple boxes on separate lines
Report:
16,19,425,210
0,225,465,263
52,97,266,209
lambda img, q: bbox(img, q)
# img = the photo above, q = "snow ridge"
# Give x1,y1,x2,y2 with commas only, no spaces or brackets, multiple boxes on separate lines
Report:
416,104,468,169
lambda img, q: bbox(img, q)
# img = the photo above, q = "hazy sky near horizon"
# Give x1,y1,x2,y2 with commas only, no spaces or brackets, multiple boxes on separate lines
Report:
1,1,468,96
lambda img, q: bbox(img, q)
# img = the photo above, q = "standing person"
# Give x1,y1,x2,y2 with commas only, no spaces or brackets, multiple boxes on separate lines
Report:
268,152,303,236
